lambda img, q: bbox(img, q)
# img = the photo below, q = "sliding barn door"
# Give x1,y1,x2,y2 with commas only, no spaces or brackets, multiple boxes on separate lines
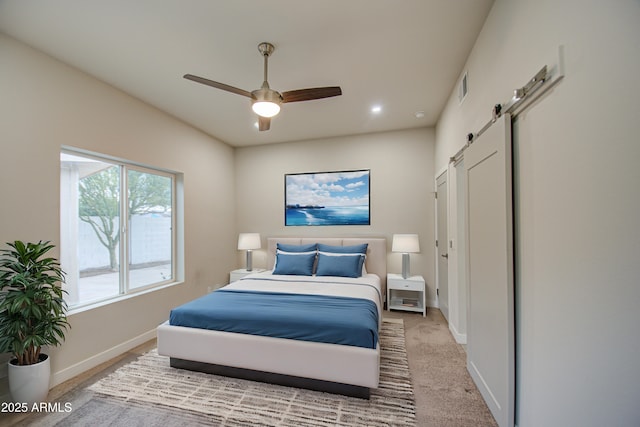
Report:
465,114,515,427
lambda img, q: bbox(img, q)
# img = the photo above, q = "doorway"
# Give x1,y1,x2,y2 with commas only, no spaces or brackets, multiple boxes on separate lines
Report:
436,170,449,322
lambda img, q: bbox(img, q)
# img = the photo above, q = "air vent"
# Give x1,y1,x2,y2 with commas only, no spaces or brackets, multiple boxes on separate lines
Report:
458,71,468,103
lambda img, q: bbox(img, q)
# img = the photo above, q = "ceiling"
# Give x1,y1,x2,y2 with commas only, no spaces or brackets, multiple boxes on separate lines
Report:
0,0,494,147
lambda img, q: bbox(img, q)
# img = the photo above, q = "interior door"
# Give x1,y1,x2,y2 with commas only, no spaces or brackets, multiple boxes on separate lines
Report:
436,171,449,321
464,114,515,427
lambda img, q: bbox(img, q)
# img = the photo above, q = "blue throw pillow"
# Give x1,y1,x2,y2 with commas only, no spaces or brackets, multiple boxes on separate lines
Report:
315,252,365,278
277,243,318,253
317,243,368,254
273,252,316,276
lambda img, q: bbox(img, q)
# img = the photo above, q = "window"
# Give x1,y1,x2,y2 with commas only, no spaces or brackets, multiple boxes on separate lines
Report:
60,149,177,308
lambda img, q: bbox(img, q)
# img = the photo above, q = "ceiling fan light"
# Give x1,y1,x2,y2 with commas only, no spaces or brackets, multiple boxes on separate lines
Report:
252,101,280,118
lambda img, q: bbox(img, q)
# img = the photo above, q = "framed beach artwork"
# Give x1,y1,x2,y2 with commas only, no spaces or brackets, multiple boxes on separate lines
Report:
285,169,370,226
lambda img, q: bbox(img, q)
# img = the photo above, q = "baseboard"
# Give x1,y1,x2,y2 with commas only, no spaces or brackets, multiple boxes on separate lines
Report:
50,328,156,388
449,323,467,344
426,298,438,308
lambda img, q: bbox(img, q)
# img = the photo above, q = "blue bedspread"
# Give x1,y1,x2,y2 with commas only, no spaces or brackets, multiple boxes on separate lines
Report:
169,289,379,349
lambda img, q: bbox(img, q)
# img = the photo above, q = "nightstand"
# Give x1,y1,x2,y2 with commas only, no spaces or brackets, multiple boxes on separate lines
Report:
387,273,426,316
230,268,265,283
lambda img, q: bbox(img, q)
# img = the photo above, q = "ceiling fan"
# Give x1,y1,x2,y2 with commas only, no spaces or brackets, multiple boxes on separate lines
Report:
184,42,342,131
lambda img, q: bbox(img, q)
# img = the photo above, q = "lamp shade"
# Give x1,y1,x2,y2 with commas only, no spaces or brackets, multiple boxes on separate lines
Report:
392,234,420,253
237,233,261,250
252,101,280,118
251,87,282,118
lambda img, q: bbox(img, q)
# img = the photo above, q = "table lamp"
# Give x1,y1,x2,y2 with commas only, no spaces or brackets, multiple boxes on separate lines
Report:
237,233,261,271
392,234,420,279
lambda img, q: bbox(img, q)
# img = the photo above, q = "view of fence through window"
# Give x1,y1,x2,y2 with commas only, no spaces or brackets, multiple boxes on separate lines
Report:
61,151,174,307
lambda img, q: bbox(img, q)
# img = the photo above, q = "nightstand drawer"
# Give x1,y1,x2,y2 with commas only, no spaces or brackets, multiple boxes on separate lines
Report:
388,279,423,291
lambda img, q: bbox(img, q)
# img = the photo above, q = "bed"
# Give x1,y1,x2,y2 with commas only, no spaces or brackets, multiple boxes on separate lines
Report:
157,237,387,398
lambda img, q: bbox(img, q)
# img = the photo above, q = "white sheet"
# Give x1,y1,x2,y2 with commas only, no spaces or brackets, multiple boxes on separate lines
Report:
226,271,383,327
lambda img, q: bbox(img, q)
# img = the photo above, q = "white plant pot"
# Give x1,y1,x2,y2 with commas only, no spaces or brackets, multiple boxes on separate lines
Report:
8,354,51,405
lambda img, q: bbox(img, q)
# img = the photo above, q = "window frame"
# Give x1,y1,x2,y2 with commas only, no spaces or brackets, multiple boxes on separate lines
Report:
61,147,180,311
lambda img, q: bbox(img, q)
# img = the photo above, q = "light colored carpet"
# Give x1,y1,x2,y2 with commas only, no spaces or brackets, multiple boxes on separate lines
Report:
22,320,415,426
392,310,498,426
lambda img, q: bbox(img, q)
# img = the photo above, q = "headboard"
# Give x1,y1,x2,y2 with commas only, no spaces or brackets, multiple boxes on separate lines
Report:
267,237,387,296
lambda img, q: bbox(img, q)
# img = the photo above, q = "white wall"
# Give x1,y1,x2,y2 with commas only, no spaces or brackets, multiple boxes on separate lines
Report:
0,34,237,387
235,128,437,304
435,1,640,425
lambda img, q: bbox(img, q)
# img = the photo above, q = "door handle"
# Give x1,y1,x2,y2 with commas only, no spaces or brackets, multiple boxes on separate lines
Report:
441,253,449,259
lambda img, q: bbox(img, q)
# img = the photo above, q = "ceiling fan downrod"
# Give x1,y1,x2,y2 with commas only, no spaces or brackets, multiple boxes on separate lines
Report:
258,42,274,89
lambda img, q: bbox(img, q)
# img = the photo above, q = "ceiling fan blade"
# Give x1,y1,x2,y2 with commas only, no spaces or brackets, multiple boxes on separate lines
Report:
183,74,252,98
281,86,342,103
258,116,271,131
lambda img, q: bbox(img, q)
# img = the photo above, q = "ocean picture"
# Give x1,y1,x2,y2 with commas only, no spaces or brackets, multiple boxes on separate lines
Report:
285,170,370,226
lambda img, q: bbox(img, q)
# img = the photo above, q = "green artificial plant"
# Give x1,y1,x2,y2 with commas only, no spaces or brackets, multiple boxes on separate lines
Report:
0,241,70,365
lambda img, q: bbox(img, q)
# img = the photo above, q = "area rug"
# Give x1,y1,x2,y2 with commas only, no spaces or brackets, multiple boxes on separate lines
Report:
27,319,415,426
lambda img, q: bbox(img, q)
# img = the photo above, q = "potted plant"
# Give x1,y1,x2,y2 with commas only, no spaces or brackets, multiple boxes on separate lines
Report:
0,241,69,404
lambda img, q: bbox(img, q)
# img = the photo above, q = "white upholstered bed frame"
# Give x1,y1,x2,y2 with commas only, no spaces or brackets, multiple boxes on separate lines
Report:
157,237,387,398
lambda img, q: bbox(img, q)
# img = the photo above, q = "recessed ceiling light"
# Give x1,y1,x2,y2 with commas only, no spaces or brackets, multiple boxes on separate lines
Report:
371,105,382,114
415,111,425,119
